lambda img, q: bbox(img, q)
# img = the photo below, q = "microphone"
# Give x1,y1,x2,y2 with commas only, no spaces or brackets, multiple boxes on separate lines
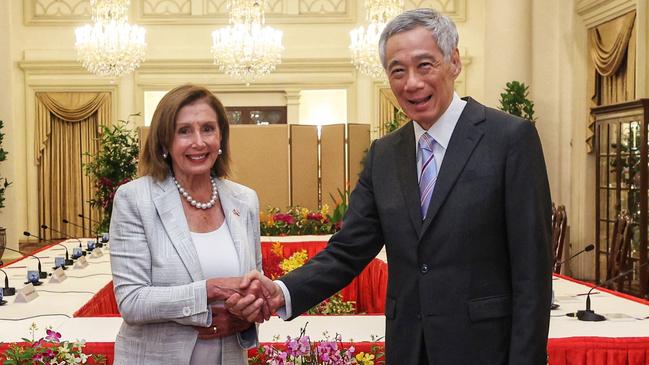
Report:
0,246,48,279
63,218,104,248
554,244,595,271
576,262,648,321
78,213,101,225
41,224,85,257
23,231,73,267
0,268,16,296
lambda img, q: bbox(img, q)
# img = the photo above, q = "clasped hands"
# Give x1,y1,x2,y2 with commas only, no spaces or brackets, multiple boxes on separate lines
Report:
195,271,284,339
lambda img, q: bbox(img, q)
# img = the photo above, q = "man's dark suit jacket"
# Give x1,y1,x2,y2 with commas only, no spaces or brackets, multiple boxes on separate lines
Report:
281,97,553,364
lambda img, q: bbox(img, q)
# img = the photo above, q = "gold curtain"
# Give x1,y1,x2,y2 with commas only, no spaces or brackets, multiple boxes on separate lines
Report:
35,92,111,239
586,11,636,151
378,88,401,137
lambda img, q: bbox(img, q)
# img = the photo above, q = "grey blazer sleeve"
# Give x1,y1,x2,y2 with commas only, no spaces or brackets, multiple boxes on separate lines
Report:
236,189,261,349
109,183,211,327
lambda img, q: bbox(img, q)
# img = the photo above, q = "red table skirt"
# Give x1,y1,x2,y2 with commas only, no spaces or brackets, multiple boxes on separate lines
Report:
548,337,649,365
261,241,388,314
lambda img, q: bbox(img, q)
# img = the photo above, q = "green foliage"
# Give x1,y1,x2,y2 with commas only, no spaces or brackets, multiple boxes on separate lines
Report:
307,292,357,315
383,109,408,134
498,81,536,122
325,188,349,231
83,118,139,232
0,120,12,210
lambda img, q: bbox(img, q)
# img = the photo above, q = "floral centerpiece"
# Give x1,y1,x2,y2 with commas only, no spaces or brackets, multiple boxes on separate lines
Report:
263,243,356,315
0,324,106,364
260,189,349,236
260,206,337,236
249,327,384,365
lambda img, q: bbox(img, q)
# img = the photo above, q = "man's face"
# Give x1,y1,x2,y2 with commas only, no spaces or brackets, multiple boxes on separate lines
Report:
384,26,461,129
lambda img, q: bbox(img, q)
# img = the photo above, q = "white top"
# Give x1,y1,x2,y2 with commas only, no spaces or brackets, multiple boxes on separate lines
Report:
414,92,467,179
191,222,239,278
190,222,241,365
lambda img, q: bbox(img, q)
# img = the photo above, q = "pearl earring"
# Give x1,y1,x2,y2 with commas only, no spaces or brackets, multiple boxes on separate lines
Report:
162,152,168,159
218,149,222,155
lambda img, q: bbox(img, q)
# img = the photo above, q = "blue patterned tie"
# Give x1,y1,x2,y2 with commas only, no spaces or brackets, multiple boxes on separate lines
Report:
419,132,437,219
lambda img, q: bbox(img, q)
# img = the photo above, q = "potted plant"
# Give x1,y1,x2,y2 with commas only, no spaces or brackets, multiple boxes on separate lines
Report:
0,120,12,262
83,118,139,233
498,81,536,123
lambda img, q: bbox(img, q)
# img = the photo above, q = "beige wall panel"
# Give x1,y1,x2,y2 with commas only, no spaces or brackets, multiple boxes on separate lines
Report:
290,125,318,210
320,124,345,209
347,123,370,192
229,125,289,210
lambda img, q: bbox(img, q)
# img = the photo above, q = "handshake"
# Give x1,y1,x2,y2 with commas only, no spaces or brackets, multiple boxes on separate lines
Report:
197,271,284,340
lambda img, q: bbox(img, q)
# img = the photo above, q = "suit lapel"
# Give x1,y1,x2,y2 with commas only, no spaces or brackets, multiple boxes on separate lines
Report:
395,122,423,237
152,175,203,281
419,98,485,239
215,179,248,275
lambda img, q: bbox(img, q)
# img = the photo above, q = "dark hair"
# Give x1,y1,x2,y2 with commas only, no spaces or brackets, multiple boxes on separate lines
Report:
379,8,459,68
140,84,230,181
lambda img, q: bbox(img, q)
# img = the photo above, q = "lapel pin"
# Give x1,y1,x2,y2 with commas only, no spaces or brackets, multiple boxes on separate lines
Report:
233,208,240,216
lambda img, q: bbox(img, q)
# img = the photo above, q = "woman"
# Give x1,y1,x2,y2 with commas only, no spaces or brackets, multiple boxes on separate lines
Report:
110,84,265,364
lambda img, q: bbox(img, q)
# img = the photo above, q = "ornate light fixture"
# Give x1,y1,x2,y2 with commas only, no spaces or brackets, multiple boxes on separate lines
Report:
211,0,284,85
75,0,146,78
349,0,403,79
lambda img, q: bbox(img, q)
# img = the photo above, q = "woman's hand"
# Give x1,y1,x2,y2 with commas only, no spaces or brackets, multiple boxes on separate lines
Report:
206,276,271,320
194,306,253,340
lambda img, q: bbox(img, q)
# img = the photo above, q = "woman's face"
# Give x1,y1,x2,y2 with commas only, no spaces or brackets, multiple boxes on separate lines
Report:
169,100,221,181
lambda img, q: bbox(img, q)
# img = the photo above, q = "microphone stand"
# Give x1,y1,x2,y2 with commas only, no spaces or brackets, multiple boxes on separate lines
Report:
63,218,103,248
41,224,85,255
78,213,102,225
23,231,73,267
0,246,48,279
0,268,16,296
554,244,595,272
577,262,648,321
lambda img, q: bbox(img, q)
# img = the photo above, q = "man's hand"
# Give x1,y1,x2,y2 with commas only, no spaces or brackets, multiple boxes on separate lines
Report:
225,270,285,323
194,306,253,340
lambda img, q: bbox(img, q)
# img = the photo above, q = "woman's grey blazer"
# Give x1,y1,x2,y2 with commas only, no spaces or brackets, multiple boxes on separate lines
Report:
109,174,262,365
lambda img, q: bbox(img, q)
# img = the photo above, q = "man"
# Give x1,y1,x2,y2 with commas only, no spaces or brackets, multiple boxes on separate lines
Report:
230,8,552,364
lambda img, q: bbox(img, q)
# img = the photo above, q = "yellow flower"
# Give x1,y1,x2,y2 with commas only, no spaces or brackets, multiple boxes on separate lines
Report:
271,242,283,257
355,352,375,365
279,250,308,273
321,204,329,215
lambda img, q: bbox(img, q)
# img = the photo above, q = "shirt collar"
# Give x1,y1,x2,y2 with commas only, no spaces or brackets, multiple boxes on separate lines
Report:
413,92,466,150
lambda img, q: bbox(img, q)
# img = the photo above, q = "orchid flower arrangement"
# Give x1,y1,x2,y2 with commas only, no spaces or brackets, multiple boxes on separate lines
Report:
0,323,106,365
250,327,384,365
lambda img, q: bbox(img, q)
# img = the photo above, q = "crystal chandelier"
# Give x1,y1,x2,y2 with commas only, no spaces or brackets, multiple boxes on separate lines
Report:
211,0,284,85
349,0,403,79
75,0,146,78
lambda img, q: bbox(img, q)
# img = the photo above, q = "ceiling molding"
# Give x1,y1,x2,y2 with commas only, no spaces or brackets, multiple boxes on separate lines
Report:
576,0,636,28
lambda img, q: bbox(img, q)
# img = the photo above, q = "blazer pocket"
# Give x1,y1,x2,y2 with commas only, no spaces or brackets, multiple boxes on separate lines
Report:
467,295,512,322
385,296,396,319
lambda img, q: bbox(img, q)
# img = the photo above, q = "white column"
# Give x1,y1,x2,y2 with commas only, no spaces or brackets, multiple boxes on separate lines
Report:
285,89,301,124
0,1,20,259
483,0,533,108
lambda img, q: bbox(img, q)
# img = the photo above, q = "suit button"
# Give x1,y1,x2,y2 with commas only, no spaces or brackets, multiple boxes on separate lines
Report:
420,264,429,274
417,313,422,320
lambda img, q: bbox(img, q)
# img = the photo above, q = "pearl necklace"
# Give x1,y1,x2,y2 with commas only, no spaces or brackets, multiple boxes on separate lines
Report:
172,176,218,210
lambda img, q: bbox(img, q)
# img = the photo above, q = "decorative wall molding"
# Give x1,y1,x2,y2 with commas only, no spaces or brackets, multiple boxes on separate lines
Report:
405,0,466,22
25,0,355,25
576,0,636,28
